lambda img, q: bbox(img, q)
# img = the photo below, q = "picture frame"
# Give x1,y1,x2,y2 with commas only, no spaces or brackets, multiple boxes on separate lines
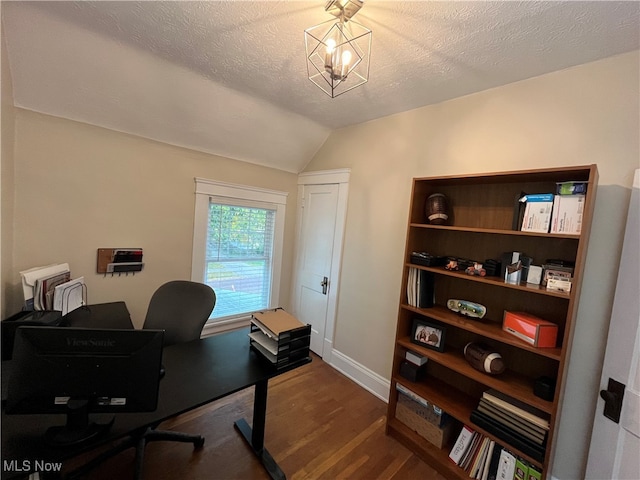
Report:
411,318,446,352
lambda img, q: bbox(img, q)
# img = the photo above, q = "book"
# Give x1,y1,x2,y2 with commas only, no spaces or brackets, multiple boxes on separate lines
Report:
470,436,490,478
520,193,554,233
470,410,545,463
514,457,529,480
479,398,547,435
461,432,482,471
407,267,434,308
481,440,496,480
527,463,542,480
496,449,517,480
482,390,550,430
449,425,475,465
486,443,504,480
512,192,528,231
478,401,547,444
550,194,584,234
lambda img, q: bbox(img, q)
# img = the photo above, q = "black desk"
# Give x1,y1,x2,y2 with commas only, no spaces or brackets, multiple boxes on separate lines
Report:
1,328,310,480
62,302,133,330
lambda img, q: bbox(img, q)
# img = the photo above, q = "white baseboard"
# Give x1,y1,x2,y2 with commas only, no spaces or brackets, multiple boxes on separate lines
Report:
328,349,390,403
203,326,391,404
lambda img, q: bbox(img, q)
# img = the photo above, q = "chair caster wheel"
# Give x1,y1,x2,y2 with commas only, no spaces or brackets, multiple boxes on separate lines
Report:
195,437,205,449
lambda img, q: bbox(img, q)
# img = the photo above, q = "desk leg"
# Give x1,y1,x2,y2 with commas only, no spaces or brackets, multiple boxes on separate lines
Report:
234,379,286,480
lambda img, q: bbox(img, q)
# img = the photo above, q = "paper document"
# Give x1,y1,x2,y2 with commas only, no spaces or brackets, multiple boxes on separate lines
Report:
20,263,70,309
53,277,85,315
248,331,279,356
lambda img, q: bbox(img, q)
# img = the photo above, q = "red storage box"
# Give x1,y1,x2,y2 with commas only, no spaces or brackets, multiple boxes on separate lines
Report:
503,311,558,348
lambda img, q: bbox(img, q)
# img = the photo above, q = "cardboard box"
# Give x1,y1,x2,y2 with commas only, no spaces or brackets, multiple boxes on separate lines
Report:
521,194,554,233
503,311,558,348
395,393,455,448
550,194,585,234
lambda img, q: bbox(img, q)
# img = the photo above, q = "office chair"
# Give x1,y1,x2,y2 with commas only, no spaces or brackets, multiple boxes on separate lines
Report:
67,281,216,480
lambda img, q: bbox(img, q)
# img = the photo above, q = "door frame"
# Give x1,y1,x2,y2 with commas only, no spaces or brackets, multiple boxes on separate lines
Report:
585,169,640,479
292,169,350,362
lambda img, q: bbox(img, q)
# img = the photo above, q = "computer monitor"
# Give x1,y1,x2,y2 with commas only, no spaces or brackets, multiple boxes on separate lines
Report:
5,326,164,447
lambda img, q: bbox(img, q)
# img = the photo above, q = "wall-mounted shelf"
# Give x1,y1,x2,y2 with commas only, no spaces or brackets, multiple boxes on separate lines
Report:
97,248,144,276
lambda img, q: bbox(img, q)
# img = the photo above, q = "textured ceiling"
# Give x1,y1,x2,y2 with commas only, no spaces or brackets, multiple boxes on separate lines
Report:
2,1,639,172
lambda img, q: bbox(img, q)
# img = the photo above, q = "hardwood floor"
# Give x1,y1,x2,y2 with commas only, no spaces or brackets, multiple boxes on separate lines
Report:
64,354,447,479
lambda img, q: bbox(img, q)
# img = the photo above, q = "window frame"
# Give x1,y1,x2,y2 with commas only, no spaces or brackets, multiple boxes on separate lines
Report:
192,178,287,330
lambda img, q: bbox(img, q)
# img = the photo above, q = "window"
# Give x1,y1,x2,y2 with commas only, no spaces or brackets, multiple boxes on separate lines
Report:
192,178,287,322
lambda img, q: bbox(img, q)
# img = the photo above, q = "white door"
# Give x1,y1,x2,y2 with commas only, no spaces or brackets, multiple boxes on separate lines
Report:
586,169,640,479
292,170,349,358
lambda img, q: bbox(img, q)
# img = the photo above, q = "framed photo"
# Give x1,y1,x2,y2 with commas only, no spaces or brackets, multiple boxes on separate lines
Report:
411,318,446,352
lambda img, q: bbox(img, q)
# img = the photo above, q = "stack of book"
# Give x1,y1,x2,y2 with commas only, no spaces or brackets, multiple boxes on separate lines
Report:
470,389,549,463
448,425,543,480
249,308,311,370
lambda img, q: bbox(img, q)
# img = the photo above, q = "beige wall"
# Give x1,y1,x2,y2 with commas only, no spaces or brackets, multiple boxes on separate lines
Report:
8,111,299,326
1,22,16,319
304,51,639,479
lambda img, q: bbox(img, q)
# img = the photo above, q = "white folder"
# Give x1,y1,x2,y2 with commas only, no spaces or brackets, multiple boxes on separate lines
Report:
20,263,70,307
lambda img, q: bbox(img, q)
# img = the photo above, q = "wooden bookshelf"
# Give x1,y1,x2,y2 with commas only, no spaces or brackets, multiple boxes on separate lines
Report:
385,165,598,479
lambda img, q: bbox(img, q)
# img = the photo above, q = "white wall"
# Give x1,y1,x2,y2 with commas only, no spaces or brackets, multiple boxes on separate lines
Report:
304,51,640,479
1,21,16,319
7,110,299,326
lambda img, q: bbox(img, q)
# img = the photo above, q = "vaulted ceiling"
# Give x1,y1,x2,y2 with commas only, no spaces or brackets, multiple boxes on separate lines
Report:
3,1,638,172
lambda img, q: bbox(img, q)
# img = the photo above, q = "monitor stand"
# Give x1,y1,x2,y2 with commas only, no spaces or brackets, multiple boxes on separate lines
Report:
44,398,114,447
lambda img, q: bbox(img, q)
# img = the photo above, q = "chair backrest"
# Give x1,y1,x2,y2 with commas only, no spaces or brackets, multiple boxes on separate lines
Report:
143,281,216,346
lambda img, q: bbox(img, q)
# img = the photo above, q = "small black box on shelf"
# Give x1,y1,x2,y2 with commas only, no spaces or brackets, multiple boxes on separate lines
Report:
410,252,448,267
399,360,426,382
534,376,556,401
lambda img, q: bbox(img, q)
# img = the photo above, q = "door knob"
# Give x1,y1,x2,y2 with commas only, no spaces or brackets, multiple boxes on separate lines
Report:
600,377,625,423
320,276,328,295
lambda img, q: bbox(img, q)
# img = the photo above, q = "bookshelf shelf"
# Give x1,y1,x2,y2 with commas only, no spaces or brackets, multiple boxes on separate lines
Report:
397,338,554,414
386,165,598,479
409,223,581,240
400,304,563,361
404,264,572,299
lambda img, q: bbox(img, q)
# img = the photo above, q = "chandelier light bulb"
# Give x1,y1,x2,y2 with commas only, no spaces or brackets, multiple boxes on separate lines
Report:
326,38,336,53
325,38,337,71
341,50,352,78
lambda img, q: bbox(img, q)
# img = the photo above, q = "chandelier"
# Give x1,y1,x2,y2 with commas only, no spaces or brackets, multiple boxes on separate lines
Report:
304,0,372,98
